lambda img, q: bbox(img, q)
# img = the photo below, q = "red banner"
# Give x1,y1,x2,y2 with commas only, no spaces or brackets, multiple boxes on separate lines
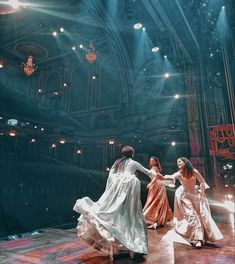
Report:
209,124,235,159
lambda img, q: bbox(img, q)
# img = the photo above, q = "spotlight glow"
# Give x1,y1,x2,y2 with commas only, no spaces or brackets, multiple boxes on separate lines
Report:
174,94,180,99
92,76,96,80
164,55,167,59
171,141,176,146
109,139,115,145
59,139,66,144
72,46,76,50
9,0,20,9
226,194,233,200
142,27,146,31
52,31,57,37
133,23,143,30
79,44,83,49
59,27,64,32
229,213,234,230
209,199,235,213
222,6,225,9
224,201,235,213
9,131,16,137
77,149,82,154
152,47,159,53
164,72,170,78
0,64,3,68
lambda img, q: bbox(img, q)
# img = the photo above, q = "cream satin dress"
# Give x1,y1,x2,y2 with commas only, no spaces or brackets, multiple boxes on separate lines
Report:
73,158,155,254
165,169,223,243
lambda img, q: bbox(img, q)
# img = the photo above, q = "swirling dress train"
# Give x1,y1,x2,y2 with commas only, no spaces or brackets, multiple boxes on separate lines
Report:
73,159,155,254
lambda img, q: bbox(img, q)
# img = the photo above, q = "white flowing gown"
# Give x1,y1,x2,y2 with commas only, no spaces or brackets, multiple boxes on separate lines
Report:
73,158,155,254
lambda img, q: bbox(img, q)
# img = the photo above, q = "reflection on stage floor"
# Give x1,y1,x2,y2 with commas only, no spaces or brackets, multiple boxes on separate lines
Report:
0,220,234,264
0,191,234,263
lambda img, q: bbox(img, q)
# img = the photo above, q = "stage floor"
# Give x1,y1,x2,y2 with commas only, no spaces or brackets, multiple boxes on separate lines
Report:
0,222,234,264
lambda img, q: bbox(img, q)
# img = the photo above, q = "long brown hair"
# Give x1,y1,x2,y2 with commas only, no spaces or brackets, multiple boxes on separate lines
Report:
149,156,162,173
178,157,194,178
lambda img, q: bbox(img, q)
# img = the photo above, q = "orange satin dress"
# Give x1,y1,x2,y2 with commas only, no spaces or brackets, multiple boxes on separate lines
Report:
143,166,173,225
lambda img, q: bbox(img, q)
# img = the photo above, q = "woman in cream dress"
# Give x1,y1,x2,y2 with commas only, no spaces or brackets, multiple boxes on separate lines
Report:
73,146,160,260
164,157,223,248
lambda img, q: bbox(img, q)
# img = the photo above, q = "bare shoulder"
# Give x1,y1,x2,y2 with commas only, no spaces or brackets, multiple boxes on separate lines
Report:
193,168,204,178
193,168,199,173
193,168,201,175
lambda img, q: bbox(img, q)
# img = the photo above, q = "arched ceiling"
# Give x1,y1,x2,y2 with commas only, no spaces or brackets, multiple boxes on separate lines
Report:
0,0,199,67
0,0,234,137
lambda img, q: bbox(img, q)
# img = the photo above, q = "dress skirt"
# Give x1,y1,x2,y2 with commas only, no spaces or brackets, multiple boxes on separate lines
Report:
174,185,223,242
143,179,173,225
73,171,148,254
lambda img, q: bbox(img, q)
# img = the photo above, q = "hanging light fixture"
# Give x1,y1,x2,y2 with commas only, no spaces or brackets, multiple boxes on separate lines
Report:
9,131,17,137
59,139,66,144
85,42,97,63
0,59,5,68
22,55,38,76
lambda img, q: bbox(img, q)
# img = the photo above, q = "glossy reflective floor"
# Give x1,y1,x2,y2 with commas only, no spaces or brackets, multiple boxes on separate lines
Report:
0,220,234,264
0,191,234,264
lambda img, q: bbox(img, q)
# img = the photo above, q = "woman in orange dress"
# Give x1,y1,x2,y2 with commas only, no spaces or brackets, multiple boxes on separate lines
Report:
143,157,173,229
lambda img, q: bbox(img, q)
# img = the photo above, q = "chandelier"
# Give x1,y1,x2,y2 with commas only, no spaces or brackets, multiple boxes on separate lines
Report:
85,42,97,63
22,55,38,76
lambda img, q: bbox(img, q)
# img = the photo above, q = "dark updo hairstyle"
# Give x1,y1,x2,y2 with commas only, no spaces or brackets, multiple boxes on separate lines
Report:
178,157,194,177
121,146,134,158
113,146,134,172
149,156,162,173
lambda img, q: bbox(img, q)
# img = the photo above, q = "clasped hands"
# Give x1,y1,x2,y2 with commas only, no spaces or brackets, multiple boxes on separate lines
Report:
146,173,165,188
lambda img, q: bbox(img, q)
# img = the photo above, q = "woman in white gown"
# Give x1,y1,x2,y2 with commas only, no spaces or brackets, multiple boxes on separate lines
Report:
73,146,159,260
164,157,223,248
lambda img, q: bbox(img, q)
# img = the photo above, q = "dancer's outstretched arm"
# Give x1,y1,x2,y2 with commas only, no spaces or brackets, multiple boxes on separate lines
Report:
163,171,181,181
193,169,210,190
135,161,163,179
